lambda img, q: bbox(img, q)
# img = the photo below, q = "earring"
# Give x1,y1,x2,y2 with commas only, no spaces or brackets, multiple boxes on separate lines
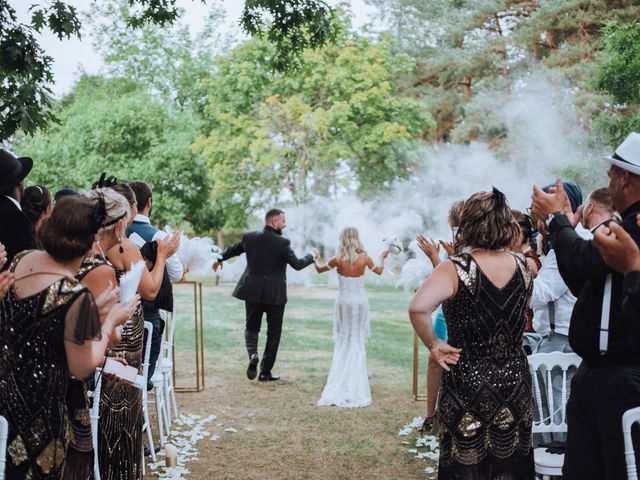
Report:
118,236,124,254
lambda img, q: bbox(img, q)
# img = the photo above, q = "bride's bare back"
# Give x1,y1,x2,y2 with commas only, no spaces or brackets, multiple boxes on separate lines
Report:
333,253,372,277
318,251,386,277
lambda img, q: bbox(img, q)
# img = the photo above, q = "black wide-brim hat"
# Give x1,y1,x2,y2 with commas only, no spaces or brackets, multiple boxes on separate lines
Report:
0,148,33,192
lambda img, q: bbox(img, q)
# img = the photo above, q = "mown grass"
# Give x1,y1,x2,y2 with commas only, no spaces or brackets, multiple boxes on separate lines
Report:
162,278,432,480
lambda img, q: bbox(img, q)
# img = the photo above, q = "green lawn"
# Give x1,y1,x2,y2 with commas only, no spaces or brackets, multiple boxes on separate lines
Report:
161,279,434,479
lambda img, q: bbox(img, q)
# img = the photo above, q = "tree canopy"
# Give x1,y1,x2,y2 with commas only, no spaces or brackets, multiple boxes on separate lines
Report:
0,0,337,141
193,24,434,228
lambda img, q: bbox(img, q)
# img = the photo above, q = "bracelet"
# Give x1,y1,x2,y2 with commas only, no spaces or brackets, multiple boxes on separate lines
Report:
427,338,439,350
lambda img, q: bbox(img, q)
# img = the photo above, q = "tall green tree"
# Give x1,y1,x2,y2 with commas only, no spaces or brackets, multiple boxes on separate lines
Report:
592,22,640,147
90,0,229,109
14,75,215,231
1,0,337,141
193,27,434,228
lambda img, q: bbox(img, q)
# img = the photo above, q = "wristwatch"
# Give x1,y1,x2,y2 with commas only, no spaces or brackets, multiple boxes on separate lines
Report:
545,211,564,229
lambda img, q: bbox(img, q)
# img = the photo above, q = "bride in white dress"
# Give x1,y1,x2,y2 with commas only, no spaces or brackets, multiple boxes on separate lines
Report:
314,227,389,408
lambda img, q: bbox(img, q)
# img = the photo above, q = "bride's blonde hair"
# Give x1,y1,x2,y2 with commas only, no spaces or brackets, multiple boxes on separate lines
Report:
337,227,365,263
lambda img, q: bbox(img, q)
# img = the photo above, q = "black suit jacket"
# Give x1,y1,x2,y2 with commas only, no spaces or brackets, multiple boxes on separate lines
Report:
550,200,640,367
0,196,37,269
220,226,313,306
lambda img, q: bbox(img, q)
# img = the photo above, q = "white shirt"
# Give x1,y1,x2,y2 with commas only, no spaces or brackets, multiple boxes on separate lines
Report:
531,225,592,336
4,195,21,211
133,214,183,282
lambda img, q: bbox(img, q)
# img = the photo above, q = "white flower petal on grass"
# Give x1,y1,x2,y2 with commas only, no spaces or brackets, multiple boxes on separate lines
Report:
210,435,221,441
224,427,237,433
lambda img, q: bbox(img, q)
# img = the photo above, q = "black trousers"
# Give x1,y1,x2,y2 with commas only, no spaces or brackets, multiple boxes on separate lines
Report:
142,308,165,391
563,363,640,480
244,301,285,375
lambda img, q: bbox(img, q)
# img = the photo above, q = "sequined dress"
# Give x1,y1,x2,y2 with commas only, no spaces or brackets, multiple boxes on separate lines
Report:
0,251,101,479
97,265,144,480
63,253,112,480
438,253,535,480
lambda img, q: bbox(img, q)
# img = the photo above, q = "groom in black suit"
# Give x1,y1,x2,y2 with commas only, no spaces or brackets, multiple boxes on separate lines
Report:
213,209,316,381
0,149,36,269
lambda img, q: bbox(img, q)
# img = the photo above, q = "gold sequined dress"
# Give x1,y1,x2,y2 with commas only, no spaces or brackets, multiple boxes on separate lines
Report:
97,266,144,480
0,251,101,479
438,253,535,480
63,253,113,480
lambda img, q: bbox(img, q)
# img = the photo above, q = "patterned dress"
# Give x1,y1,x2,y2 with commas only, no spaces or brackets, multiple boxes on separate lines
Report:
63,253,112,480
97,265,144,480
0,251,101,479
438,253,535,480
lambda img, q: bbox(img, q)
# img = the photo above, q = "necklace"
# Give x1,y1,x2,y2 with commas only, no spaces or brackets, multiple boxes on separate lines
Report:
469,247,507,254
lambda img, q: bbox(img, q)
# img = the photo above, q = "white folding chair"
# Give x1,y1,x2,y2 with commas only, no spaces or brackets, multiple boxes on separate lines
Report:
0,415,8,480
527,352,582,480
159,306,179,425
623,406,640,480
89,368,103,480
149,370,167,447
147,314,168,447
141,321,157,472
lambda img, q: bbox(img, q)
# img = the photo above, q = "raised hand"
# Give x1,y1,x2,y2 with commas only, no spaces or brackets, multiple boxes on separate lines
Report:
380,250,390,260
94,282,120,320
531,178,575,227
439,240,455,257
106,294,140,328
593,222,640,274
417,235,440,267
428,339,463,372
158,231,181,258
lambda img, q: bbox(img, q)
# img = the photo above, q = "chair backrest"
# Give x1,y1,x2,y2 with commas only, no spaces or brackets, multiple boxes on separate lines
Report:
623,406,640,480
90,368,103,480
160,306,177,361
527,352,582,434
0,415,8,480
142,321,153,401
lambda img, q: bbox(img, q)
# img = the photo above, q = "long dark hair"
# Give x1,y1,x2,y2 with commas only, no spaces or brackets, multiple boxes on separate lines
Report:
21,185,52,226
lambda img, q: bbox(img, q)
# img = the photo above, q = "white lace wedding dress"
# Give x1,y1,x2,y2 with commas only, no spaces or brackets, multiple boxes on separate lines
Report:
317,274,371,408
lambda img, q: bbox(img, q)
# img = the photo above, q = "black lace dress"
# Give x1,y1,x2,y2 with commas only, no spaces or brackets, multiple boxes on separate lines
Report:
438,253,535,480
0,251,101,479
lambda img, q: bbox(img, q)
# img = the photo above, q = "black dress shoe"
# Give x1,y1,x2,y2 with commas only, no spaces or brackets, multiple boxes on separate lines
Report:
247,353,259,380
258,373,280,382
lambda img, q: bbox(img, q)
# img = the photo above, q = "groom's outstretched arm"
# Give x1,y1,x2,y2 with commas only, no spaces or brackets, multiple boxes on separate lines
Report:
220,239,245,262
281,239,314,270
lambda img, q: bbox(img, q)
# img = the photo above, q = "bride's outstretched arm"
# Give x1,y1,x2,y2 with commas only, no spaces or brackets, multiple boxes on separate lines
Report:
315,256,336,273
369,250,389,275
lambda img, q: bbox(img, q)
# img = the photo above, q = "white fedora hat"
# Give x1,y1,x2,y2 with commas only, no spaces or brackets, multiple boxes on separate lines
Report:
603,132,640,176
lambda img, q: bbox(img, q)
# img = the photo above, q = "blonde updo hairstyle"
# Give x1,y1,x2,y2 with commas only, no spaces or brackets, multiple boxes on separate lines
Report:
337,227,366,263
455,188,519,251
84,188,130,249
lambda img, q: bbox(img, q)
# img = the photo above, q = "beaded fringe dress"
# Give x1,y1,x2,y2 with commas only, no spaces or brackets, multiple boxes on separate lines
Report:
438,253,535,480
63,253,112,480
97,266,144,480
0,251,101,479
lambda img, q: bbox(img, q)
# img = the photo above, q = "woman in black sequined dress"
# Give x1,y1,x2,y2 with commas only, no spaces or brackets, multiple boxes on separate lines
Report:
410,189,535,480
65,187,132,480
0,196,137,479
